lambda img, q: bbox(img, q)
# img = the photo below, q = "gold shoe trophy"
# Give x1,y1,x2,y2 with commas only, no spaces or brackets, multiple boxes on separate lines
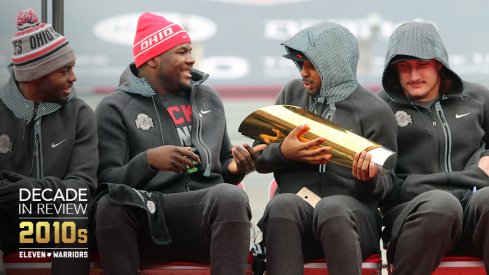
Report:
238,105,396,170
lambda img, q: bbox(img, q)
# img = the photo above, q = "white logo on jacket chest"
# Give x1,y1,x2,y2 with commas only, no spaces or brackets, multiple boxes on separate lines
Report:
51,139,66,148
455,112,470,119
395,111,413,127
135,113,154,130
0,134,12,154
198,109,212,118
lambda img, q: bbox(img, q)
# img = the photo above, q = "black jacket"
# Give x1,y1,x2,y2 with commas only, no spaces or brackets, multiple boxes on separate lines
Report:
0,71,97,196
379,22,489,209
92,64,243,244
254,22,398,210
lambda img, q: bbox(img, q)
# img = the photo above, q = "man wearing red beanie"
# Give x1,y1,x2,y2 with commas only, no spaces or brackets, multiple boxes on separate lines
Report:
91,12,265,275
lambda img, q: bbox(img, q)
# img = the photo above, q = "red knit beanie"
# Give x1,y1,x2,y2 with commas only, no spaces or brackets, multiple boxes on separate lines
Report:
11,9,75,81
132,12,191,68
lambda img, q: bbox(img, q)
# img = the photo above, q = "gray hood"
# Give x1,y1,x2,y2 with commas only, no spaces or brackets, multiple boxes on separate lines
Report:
382,22,463,102
117,63,209,97
1,65,76,121
282,22,359,109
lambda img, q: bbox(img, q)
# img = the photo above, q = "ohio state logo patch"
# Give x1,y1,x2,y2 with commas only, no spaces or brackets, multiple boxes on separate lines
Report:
147,200,156,214
135,113,154,130
0,134,12,154
395,110,412,127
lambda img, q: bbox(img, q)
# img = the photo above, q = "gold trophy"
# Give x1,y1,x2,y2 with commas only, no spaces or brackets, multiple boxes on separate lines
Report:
238,105,395,170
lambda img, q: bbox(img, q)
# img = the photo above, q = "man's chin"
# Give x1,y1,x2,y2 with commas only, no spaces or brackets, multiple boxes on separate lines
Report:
53,96,70,105
181,83,192,92
307,89,320,96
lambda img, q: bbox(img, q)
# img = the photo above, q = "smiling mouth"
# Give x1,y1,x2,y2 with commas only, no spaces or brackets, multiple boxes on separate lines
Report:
63,86,72,94
182,69,192,78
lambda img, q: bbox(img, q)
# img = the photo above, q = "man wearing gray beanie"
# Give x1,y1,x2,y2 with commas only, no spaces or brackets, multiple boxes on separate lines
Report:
0,9,98,275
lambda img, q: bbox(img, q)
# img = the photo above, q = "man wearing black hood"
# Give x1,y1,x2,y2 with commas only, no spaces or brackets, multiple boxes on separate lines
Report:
254,22,398,275
379,21,489,274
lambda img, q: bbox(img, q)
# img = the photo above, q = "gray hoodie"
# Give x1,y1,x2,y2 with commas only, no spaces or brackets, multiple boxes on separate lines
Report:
96,64,243,193
378,22,489,209
0,69,98,196
92,63,245,244
254,22,398,209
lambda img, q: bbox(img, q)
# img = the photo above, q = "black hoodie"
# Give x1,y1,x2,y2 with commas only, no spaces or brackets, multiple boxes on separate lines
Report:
254,22,398,209
378,22,489,209
92,64,244,244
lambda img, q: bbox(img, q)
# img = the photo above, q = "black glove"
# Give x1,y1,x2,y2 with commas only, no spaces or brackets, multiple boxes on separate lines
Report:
0,179,43,209
0,170,30,182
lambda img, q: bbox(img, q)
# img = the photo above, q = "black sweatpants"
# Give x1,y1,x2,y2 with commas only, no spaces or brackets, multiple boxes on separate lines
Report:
385,188,489,275
94,183,252,275
259,193,381,275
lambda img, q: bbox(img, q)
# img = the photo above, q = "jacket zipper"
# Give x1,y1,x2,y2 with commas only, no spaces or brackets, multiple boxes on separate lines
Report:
434,101,452,172
34,119,43,179
192,96,212,177
318,106,335,175
152,96,191,191
193,113,207,174
423,106,444,172
317,106,335,196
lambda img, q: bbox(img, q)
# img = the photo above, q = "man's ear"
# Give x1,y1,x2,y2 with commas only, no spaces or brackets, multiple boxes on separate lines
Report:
146,57,158,68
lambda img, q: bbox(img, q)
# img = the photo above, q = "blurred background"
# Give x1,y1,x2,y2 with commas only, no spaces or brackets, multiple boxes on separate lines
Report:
2,0,489,94
2,0,489,264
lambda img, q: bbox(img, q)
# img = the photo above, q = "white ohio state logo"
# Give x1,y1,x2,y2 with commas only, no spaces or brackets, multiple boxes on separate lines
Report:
139,26,176,51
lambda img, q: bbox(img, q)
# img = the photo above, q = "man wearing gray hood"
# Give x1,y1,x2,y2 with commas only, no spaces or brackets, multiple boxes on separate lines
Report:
379,22,489,274
254,22,397,275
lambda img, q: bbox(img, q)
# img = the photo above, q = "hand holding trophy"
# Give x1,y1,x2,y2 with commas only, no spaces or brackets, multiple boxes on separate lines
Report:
238,105,396,170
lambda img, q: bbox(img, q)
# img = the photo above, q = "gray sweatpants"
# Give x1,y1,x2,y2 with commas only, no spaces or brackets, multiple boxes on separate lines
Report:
259,193,381,275
384,188,489,275
94,183,251,275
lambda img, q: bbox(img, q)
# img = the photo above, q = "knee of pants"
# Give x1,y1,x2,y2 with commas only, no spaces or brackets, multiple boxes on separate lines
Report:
416,190,462,218
313,195,365,229
315,195,355,218
206,184,251,220
265,193,310,222
95,195,134,228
